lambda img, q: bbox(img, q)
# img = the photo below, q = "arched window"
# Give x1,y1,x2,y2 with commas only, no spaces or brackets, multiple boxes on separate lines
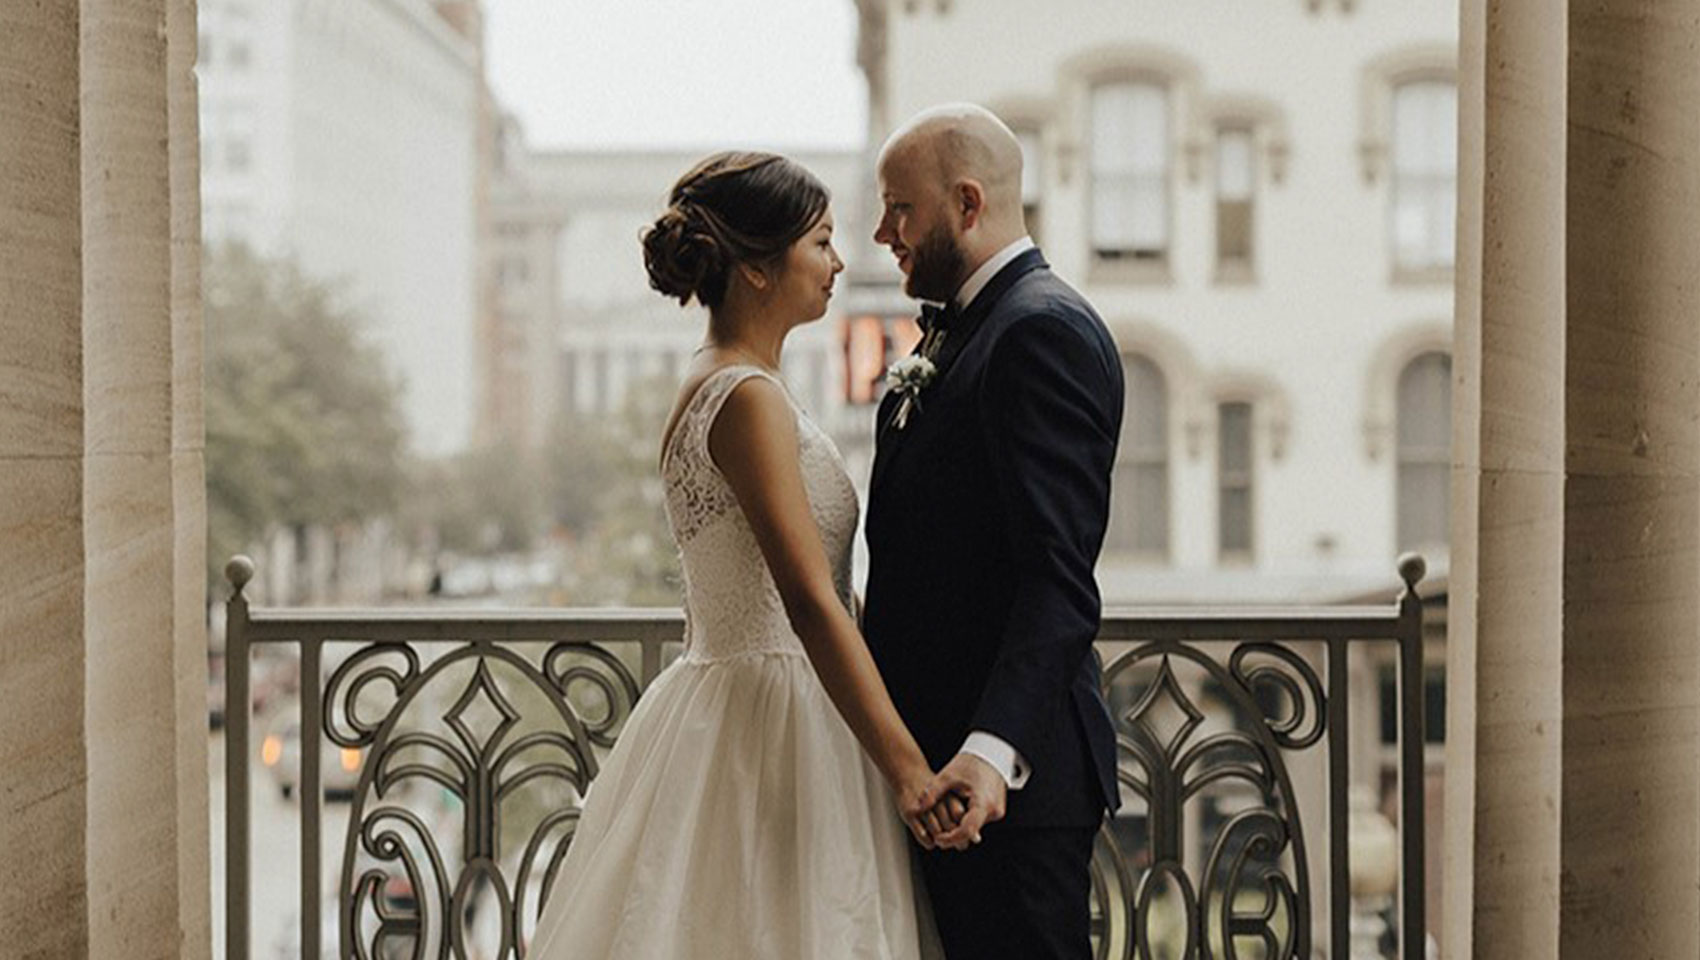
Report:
1107,354,1169,557
1391,80,1456,274
1090,81,1170,264
1397,352,1451,550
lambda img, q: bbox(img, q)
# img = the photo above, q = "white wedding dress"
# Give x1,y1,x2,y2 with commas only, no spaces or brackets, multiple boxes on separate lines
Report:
527,365,934,960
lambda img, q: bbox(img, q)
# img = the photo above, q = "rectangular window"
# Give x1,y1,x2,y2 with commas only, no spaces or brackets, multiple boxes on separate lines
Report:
1215,126,1255,276
1397,353,1452,551
1090,82,1169,262
1391,81,1457,275
1107,355,1169,557
1217,402,1254,561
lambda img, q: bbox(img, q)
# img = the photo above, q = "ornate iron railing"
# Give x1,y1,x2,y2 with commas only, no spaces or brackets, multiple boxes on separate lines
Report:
223,554,1428,960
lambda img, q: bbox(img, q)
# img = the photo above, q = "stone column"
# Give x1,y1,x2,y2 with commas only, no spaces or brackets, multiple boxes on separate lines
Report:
169,0,211,954
80,0,192,954
1560,1,1698,955
0,3,88,956
2,0,207,955
1446,2,1568,955
1448,1,1700,956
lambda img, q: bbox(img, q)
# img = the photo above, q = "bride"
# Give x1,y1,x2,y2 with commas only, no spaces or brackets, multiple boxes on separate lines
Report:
526,151,952,959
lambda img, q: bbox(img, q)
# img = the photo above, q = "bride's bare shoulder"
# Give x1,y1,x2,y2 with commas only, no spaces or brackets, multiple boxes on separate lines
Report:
658,356,782,470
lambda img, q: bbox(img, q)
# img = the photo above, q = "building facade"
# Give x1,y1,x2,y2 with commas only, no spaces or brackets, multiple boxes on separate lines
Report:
853,0,1458,605
198,0,483,457
486,145,868,454
850,1,1460,945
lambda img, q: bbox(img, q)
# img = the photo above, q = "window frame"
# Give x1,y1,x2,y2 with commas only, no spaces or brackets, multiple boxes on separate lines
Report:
1106,353,1172,562
1216,400,1256,564
1388,79,1458,281
1394,351,1452,553
1212,122,1258,283
1087,78,1175,278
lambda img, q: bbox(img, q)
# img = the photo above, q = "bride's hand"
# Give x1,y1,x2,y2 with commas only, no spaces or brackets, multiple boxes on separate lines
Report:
896,766,965,849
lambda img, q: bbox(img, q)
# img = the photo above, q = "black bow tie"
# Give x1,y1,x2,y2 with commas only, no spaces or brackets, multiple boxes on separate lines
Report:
918,301,960,334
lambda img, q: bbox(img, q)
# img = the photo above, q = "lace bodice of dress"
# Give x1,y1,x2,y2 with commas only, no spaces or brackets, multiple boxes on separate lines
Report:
661,365,859,661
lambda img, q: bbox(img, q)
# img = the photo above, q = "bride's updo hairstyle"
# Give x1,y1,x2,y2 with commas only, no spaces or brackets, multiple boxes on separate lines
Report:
642,151,830,309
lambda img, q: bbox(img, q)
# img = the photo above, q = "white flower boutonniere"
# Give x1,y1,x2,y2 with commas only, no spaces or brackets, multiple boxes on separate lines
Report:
885,354,937,430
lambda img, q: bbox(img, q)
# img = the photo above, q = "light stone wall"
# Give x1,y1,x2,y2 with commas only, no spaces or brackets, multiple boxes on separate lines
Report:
1,0,210,956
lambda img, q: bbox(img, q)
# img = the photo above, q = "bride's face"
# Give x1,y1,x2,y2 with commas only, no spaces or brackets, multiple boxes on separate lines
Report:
774,209,844,323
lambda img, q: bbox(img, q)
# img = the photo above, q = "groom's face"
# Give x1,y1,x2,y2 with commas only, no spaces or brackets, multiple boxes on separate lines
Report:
875,148,966,303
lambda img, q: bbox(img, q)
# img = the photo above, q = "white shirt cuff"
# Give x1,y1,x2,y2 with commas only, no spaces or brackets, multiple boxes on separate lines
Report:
961,731,1031,790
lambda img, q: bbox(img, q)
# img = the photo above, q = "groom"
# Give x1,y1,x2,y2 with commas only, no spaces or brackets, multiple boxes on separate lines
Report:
863,104,1124,959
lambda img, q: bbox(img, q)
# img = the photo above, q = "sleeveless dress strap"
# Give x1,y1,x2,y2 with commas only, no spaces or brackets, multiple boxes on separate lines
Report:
663,364,784,478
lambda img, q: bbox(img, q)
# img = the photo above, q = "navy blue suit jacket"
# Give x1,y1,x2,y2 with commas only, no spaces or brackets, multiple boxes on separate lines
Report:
863,248,1122,829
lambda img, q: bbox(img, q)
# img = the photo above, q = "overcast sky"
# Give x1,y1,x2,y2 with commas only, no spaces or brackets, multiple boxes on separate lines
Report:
481,0,867,150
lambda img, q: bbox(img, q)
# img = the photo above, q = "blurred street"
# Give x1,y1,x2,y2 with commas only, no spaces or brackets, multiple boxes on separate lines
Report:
209,724,351,959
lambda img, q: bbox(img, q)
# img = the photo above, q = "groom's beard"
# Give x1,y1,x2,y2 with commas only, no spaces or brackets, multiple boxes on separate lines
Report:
904,222,966,303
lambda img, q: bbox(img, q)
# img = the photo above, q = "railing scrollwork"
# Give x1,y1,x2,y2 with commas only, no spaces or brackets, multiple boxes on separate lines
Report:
223,554,1428,960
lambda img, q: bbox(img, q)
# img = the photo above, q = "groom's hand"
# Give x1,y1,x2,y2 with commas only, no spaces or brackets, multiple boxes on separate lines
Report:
901,786,967,849
919,753,1007,850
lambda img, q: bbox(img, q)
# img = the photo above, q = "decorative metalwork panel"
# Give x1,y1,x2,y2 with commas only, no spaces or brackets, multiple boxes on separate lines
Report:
1087,642,1324,960
320,641,643,959
223,554,1427,960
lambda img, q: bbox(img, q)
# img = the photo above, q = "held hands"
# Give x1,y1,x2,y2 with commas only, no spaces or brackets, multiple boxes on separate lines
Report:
898,753,1008,852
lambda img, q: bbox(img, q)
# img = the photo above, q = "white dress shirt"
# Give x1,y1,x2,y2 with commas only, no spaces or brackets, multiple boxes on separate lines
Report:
951,235,1037,791
951,236,1035,312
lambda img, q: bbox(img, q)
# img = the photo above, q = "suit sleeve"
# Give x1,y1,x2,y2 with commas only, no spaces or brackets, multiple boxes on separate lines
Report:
969,311,1120,763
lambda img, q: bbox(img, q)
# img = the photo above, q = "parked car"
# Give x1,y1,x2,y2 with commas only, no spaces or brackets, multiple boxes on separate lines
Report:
261,706,365,802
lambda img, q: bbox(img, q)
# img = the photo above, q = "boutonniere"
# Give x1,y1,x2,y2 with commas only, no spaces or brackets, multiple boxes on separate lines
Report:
885,354,937,430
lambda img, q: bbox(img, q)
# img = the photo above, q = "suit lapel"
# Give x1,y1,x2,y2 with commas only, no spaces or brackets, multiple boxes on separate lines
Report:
927,249,1045,381
869,249,1049,501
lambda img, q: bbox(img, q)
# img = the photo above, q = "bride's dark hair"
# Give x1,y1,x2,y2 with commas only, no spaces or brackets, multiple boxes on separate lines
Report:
642,151,830,309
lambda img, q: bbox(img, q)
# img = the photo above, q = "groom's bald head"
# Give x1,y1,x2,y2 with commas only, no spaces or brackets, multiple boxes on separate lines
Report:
878,103,1027,232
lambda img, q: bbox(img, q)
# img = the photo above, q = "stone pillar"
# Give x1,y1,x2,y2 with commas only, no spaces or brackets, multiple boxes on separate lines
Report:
169,0,211,954
1448,1,1700,956
1,0,207,955
81,0,196,954
1446,3,1568,956
1560,1,1698,955
0,3,88,956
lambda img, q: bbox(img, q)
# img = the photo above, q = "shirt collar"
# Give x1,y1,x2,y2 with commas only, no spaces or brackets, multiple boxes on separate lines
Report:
952,236,1035,312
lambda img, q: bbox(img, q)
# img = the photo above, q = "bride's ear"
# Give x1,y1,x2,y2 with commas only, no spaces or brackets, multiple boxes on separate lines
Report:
736,260,772,293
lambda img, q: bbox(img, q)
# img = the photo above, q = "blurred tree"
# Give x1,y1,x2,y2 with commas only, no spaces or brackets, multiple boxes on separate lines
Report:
204,238,685,607
204,243,408,587
548,375,681,606
403,440,546,555
545,413,618,541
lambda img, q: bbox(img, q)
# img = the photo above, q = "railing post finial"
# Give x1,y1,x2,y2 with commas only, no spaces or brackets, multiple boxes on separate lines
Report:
1395,552,1426,598
226,554,255,598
